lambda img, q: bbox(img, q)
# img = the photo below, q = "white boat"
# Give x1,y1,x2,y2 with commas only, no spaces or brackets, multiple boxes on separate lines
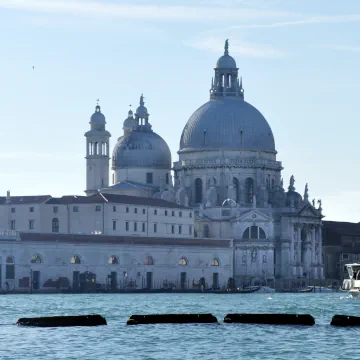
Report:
299,286,336,293
341,263,360,297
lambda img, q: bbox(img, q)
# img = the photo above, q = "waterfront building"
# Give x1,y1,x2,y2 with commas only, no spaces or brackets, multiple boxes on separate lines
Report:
0,41,324,292
322,221,360,281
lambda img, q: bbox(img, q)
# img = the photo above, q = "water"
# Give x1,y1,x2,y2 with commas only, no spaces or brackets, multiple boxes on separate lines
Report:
0,293,358,359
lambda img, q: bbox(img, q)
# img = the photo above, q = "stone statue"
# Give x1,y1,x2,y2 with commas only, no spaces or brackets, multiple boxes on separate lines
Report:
175,174,186,205
304,183,309,203
312,199,315,207
317,199,322,209
205,180,217,208
225,39,229,53
280,178,284,189
140,94,144,106
227,182,236,202
288,175,295,191
251,247,257,263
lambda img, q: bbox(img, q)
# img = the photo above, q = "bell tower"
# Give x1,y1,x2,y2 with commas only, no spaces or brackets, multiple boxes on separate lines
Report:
84,101,111,195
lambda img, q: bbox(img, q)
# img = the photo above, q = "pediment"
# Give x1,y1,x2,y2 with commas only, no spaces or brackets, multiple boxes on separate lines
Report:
298,204,319,218
233,209,273,223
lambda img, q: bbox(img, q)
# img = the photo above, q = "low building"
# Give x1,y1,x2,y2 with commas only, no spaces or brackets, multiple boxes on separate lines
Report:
0,231,232,292
322,221,360,281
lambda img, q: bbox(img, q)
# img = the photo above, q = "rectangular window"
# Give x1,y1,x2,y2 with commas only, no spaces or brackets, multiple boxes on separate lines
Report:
29,207,34,213
189,212,192,218
29,220,35,230
171,225,174,234
113,206,116,212
263,255,267,263
6,265,15,280
95,205,101,212
189,226,192,235
134,222,137,231
10,220,15,230
112,220,116,231
142,209,146,214
154,209,157,215
172,211,175,216
73,206,79,213
126,207,129,213
134,208,137,214
142,223,146,232
53,206,58,214
154,223,157,233
126,222,129,231
179,212,182,217
146,172,153,184
342,253,349,261
165,210,168,216
11,208,15,213
179,225,182,234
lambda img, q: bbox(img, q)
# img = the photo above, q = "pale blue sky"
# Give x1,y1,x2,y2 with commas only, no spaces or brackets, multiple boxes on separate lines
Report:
0,0,359,222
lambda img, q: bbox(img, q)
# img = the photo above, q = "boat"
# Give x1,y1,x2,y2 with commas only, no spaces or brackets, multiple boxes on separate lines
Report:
244,286,275,293
213,286,261,294
340,263,360,297
298,286,336,293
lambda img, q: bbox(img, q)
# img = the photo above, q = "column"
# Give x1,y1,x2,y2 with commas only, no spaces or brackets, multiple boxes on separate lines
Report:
302,227,312,276
318,225,324,279
296,226,302,277
311,226,317,278
290,224,296,277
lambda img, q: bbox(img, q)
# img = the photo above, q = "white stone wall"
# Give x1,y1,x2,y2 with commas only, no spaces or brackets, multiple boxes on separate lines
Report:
0,239,232,291
0,202,195,239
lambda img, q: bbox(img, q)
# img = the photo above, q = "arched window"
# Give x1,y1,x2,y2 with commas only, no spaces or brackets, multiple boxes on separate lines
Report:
52,218,59,233
242,226,267,240
178,257,188,266
245,178,254,203
71,255,81,264
108,256,118,265
271,179,275,189
144,256,154,265
211,258,220,266
233,178,239,202
31,254,42,264
203,224,210,238
195,178,203,203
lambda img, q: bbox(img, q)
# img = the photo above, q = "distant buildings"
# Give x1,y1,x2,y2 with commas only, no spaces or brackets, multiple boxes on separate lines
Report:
323,221,360,281
0,41,325,292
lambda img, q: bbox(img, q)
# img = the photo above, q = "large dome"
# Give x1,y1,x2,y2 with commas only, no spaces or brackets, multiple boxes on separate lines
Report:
179,98,276,153
112,130,171,169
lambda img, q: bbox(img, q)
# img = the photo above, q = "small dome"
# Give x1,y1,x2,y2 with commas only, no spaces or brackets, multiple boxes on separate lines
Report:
179,98,275,153
135,94,148,119
112,130,171,169
123,110,136,133
135,105,148,118
286,191,302,208
91,105,105,124
216,54,237,69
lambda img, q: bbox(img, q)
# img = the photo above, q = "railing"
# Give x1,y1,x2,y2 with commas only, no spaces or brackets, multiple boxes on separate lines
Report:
0,230,20,240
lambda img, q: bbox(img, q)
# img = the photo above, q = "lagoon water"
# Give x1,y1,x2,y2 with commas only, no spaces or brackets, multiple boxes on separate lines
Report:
0,293,358,359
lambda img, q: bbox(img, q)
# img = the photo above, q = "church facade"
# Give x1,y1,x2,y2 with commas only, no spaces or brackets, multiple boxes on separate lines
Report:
0,41,323,292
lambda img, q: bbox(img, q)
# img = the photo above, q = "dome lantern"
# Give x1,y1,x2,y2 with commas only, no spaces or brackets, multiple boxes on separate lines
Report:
210,39,244,100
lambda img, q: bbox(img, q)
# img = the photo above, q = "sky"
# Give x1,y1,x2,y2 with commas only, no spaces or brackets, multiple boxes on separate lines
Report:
0,0,359,222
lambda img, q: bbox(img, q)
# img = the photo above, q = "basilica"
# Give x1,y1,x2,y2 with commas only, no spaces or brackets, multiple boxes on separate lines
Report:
0,41,324,292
